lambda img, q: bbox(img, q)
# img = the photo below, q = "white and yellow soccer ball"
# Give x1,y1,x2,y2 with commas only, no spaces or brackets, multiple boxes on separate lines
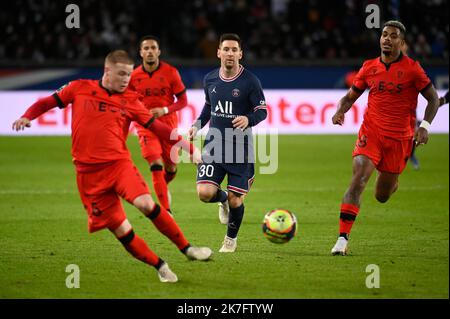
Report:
262,209,297,244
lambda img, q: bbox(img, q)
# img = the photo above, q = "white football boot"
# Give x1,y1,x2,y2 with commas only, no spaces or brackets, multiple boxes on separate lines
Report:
331,237,349,256
219,235,237,253
185,246,213,261
218,191,230,225
157,262,178,283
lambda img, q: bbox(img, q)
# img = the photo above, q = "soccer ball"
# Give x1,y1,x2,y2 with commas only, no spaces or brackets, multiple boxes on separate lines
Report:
262,209,297,244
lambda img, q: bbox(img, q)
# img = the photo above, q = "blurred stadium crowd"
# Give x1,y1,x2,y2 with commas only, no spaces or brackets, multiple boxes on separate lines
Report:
0,0,448,65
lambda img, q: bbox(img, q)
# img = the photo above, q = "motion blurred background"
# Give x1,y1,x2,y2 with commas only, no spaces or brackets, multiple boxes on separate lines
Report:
0,0,448,90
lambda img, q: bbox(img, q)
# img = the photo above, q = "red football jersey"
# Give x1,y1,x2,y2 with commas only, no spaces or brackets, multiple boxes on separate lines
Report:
353,53,431,139
129,61,186,128
53,79,153,165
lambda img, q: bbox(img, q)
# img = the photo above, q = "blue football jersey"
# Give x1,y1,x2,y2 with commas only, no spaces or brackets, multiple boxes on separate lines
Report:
199,65,267,163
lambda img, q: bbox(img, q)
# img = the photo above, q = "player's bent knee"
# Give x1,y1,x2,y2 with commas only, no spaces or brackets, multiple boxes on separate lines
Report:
133,194,155,215
197,185,216,202
198,191,215,202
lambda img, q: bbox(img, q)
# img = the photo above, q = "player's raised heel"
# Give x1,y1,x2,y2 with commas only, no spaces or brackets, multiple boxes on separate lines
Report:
157,262,178,283
186,246,213,261
218,197,230,225
219,236,237,253
331,237,348,256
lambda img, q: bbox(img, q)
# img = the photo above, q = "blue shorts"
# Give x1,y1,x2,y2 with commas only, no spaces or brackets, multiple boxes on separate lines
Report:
196,162,255,195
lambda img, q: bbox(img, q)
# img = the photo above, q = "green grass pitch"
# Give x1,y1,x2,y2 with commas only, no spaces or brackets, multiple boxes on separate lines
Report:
0,135,448,299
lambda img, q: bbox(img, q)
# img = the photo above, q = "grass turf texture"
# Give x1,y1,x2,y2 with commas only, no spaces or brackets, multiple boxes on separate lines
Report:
0,135,448,299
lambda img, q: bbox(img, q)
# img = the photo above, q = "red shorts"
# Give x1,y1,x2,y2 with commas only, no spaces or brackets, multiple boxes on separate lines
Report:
352,124,413,174
137,127,179,165
75,159,150,233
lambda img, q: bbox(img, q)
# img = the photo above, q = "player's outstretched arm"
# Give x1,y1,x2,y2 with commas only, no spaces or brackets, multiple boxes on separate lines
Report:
415,84,440,146
12,117,31,131
332,88,363,125
12,95,58,131
152,91,188,118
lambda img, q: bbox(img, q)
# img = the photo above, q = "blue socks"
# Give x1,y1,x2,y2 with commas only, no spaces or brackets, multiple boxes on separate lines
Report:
209,189,228,203
227,204,244,238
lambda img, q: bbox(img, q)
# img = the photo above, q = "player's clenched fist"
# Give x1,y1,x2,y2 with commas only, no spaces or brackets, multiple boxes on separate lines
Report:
332,112,345,125
414,127,429,147
12,117,31,131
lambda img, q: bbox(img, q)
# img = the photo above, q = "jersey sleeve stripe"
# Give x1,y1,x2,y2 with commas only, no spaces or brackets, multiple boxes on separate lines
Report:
351,85,365,93
419,81,432,94
254,106,267,111
52,93,65,109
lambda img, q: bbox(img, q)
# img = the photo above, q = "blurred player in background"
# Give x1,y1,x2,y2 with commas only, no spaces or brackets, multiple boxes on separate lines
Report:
331,21,440,255
12,50,211,283
129,35,188,214
188,33,267,253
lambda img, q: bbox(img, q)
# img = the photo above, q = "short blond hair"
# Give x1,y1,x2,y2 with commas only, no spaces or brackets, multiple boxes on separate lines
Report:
105,50,134,65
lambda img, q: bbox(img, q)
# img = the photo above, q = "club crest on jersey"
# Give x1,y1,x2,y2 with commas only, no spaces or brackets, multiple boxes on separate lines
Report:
215,100,233,114
232,88,240,97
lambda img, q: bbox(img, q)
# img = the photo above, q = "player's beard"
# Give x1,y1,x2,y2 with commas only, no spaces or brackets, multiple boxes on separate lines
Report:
224,60,235,70
382,50,391,56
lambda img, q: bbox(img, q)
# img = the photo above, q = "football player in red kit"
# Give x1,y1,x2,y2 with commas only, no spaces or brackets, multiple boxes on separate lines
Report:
129,35,187,213
330,21,440,255
12,50,211,283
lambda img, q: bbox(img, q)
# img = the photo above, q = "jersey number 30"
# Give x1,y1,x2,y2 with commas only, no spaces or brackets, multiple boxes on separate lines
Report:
198,164,214,177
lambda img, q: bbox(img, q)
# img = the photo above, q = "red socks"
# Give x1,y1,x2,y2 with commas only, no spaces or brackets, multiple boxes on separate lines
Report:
339,203,360,239
151,165,170,211
146,204,189,250
118,230,162,268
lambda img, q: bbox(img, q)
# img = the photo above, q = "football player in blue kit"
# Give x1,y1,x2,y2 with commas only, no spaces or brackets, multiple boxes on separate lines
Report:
188,33,267,253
